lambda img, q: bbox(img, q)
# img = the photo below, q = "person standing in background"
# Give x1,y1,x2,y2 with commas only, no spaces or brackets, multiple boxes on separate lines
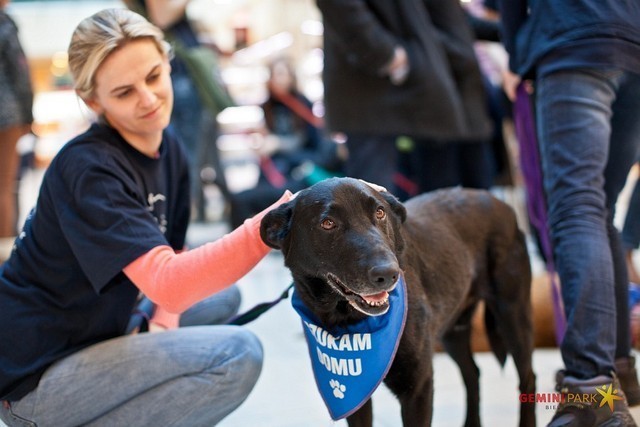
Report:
402,0,507,196
0,0,33,263
501,0,640,425
316,0,492,193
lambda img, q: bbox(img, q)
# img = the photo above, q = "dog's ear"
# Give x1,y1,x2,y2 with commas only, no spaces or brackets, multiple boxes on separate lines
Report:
260,202,294,249
381,191,407,223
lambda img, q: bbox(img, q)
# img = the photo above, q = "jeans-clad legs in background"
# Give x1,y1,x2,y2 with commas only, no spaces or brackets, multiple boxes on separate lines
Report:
171,72,202,188
344,133,399,193
623,170,640,284
535,69,640,379
171,73,207,220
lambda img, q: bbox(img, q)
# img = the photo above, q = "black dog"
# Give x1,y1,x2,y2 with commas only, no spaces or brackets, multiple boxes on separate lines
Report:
261,177,535,427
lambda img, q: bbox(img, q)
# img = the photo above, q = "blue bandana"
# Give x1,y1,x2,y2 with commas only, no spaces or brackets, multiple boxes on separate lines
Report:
291,275,408,420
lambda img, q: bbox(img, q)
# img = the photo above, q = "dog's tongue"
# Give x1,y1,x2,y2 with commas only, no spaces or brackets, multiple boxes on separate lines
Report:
362,291,389,304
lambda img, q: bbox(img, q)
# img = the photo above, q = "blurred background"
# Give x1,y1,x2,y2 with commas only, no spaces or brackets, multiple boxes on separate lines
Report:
9,0,332,225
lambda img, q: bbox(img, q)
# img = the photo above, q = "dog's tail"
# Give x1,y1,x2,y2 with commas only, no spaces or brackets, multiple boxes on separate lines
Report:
484,307,508,367
484,209,533,369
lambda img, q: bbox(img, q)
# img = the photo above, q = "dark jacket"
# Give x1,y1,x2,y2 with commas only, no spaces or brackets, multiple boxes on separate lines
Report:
317,0,492,142
0,11,33,128
500,0,640,78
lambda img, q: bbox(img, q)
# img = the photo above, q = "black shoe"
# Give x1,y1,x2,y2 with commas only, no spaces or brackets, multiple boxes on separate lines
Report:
616,356,640,407
547,374,636,427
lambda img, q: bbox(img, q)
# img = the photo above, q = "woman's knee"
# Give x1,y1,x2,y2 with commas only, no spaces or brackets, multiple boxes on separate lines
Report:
224,327,263,386
178,325,263,378
179,285,242,327
166,329,263,426
162,327,263,419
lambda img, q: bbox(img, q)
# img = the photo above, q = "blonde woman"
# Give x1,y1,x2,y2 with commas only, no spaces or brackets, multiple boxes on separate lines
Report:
0,8,292,426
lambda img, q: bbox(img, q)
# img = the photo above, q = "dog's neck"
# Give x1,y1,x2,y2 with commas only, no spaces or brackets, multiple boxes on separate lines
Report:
321,300,368,329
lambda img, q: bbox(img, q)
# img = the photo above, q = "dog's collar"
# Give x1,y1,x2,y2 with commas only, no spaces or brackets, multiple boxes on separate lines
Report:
291,274,408,420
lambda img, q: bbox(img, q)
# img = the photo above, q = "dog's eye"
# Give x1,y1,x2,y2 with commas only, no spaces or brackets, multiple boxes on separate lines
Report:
375,207,386,220
320,218,336,230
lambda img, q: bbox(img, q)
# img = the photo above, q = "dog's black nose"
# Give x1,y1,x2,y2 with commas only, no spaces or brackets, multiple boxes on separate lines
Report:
368,263,400,287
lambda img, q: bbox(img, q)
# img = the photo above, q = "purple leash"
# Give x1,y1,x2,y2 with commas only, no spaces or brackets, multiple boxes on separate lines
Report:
513,83,566,345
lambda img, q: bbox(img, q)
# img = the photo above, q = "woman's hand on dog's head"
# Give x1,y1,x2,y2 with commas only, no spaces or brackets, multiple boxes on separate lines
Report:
358,179,387,193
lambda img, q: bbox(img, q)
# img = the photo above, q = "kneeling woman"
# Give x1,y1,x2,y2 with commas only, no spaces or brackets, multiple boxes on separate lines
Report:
0,8,291,426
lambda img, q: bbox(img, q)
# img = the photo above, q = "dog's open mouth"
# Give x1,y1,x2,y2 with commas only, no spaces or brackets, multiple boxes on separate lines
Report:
326,273,393,316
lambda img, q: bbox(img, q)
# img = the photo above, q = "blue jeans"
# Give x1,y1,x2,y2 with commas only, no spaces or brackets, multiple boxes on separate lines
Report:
180,284,241,327
0,285,256,427
126,285,241,333
622,171,640,251
0,326,262,427
535,68,640,378
171,73,203,175
171,73,205,207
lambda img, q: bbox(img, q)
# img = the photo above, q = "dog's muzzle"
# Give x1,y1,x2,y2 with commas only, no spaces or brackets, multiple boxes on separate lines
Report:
326,272,398,316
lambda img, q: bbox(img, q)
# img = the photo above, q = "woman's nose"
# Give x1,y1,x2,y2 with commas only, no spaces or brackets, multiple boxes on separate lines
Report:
139,86,156,106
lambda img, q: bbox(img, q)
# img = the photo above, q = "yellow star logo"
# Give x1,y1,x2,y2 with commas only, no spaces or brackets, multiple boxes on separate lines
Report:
596,383,624,411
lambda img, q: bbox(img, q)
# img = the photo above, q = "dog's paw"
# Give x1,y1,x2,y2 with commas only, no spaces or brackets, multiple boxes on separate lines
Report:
329,379,346,399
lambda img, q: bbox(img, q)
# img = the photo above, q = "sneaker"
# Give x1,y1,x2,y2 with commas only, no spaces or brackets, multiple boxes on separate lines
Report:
616,356,640,407
557,360,640,408
547,374,637,427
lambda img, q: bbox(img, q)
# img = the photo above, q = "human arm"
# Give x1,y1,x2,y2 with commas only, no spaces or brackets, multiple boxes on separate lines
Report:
123,190,293,313
497,0,529,73
495,0,530,101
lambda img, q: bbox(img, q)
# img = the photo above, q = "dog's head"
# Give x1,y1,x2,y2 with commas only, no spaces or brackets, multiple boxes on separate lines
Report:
261,177,407,325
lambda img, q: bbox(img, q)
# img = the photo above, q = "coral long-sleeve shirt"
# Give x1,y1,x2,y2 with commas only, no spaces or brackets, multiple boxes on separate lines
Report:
123,191,292,327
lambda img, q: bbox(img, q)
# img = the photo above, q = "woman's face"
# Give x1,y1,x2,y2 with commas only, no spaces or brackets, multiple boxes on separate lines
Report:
86,39,173,153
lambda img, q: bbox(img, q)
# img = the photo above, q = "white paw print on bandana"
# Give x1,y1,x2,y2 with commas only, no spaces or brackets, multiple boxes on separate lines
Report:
329,379,346,399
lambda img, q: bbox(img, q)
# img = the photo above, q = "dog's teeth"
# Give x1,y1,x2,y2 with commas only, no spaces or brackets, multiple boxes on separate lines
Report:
362,291,389,307
365,297,389,307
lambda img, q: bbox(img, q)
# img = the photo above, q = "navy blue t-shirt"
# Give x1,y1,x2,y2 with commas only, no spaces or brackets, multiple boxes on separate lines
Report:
0,123,191,401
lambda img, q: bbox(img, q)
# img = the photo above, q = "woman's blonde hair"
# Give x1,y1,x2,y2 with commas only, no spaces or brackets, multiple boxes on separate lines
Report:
68,8,171,100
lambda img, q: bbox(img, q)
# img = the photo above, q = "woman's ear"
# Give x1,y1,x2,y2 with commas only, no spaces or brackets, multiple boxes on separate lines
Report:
80,92,103,115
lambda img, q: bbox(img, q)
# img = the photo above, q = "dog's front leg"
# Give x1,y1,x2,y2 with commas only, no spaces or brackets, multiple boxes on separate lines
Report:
399,375,434,426
346,398,373,427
